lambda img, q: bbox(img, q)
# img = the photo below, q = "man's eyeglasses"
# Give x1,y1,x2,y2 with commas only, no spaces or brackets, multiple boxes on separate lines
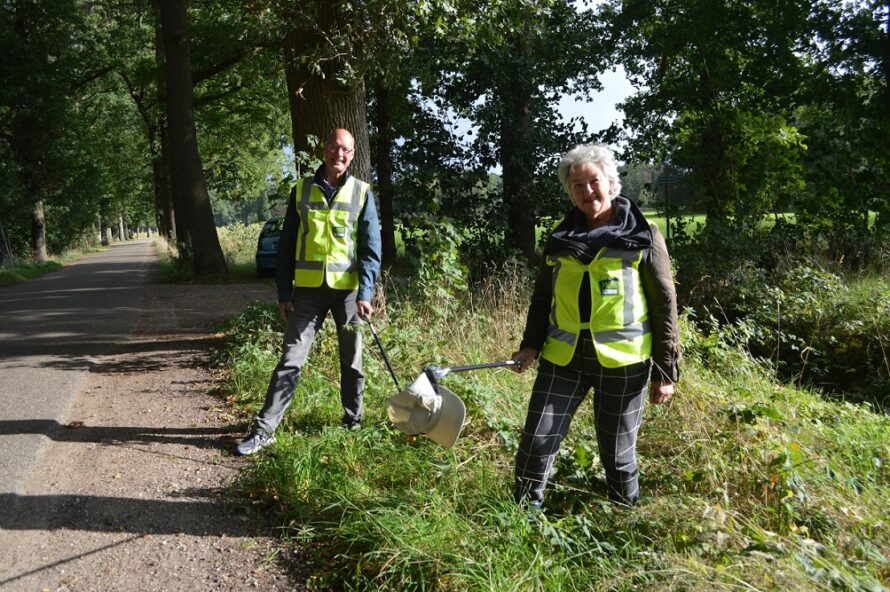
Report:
326,145,355,155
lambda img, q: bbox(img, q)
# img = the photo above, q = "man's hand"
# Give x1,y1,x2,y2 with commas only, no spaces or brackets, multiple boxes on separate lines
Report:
650,380,674,405
357,300,373,320
510,347,538,374
278,301,294,322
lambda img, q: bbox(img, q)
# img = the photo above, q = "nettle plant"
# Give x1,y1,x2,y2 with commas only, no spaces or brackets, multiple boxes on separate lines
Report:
402,214,469,315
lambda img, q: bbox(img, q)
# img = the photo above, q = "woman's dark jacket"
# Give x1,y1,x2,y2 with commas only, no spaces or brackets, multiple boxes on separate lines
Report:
519,197,680,383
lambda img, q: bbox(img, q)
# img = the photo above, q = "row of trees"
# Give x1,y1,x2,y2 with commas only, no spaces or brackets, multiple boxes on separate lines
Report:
2,0,887,273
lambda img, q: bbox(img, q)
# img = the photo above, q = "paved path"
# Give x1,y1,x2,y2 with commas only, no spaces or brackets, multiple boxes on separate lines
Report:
0,241,295,590
0,240,154,509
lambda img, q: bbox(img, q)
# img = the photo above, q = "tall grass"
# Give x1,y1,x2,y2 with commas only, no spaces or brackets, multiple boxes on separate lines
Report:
218,268,889,591
217,222,264,278
152,223,267,281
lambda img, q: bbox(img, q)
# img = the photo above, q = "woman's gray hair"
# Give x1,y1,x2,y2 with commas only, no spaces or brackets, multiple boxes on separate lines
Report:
557,144,622,199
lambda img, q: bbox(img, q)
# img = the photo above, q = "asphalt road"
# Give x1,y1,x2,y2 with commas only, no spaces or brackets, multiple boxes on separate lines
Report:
0,240,154,508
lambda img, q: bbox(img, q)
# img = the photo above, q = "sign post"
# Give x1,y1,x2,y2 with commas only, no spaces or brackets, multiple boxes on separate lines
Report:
656,175,677,247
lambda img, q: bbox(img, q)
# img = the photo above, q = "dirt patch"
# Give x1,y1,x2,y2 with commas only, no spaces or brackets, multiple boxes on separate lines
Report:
0,276,305,591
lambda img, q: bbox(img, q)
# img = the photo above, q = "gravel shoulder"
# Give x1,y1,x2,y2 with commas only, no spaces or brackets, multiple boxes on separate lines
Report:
0,271,301,591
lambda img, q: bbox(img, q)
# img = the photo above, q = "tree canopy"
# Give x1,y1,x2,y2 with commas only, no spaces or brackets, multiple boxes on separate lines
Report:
0,0,885,272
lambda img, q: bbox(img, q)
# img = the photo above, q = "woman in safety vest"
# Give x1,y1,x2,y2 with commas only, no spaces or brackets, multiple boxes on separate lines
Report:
510,143,679,510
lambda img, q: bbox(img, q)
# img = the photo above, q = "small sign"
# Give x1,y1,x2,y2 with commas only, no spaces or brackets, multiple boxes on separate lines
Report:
656,175,677,185
599,278,620,296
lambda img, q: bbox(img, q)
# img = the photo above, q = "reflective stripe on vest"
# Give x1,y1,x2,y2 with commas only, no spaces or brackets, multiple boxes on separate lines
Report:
293,176,368,290
541,244,652,368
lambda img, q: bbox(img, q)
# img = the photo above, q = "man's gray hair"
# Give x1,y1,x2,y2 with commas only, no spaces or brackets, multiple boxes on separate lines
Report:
557,144,621,199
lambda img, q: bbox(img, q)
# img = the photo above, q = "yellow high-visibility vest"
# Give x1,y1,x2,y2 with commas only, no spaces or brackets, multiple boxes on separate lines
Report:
292,176,369,290
541,246,652,367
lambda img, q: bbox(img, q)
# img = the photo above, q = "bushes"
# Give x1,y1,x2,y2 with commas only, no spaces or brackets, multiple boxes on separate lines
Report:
673,221,889,404
741,265,890,403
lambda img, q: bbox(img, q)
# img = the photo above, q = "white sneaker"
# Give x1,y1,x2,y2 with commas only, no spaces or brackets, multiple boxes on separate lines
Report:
235,431,276,456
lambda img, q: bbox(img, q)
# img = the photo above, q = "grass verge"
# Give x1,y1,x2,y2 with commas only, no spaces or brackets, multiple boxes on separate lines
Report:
0,246,106,287
217,273,889,591
153,227,268,283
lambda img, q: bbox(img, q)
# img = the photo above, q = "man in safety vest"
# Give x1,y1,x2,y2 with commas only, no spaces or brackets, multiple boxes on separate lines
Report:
236,128,382,456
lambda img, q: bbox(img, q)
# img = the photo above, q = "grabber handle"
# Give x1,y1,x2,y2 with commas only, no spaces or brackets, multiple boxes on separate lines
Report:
367,320,401,390
446,360,518,373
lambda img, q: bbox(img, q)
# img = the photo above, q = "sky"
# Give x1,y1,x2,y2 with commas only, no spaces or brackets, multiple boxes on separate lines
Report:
558,66,636,137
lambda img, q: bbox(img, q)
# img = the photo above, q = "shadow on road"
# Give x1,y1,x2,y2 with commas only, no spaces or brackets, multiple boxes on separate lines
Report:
0,489,261,536
35,335,221,373
0,419,241,447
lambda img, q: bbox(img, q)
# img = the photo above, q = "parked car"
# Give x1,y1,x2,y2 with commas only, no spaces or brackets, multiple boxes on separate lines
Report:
255,216,284,277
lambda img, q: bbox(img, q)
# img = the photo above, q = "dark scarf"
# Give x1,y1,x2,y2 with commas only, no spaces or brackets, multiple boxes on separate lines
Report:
545,196,645,264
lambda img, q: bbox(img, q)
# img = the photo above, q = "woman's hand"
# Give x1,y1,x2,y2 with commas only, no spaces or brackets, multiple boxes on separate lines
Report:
650,380,674,405
511,348,538,373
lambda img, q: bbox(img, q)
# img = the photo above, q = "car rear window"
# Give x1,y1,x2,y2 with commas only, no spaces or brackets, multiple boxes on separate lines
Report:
261,218,284,236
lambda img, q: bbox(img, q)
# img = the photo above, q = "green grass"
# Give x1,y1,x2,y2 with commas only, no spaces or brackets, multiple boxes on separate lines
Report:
218,270,889,591
0,260,64,286
153,224,270,282
0,246,105,287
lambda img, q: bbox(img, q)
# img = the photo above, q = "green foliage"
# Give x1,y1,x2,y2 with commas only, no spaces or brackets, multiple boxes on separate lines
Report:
741,265,890,402
673,216,889,402
214,302,282,410
0,261,63,286
216,222,263,268
398,214,468,313
219,267,889,590
610,0,813,231
609,0,888,260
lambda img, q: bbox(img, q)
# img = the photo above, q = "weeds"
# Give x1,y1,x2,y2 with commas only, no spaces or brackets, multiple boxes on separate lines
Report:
218,264,890,590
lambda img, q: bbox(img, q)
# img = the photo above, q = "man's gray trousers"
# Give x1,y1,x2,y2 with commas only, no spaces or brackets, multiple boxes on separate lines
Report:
254,285,364,435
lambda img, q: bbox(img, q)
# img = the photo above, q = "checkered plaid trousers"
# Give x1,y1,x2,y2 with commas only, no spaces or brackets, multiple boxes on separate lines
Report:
514,333,650,506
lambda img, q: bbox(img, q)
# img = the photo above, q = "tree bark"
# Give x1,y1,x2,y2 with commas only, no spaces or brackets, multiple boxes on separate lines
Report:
373,82,397,266
499,37,537,260
151,148,175,240
159,0,227,275
153,12,176,240
282,5,371,182
30,196,48,262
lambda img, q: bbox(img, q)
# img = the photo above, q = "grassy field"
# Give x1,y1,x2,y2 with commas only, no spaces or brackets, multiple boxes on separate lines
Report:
217,267,889,591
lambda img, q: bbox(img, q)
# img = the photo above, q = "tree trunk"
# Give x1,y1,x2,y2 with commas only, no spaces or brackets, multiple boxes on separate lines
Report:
30,196,48,262
883,0,890,120
876,2,890,238
152,149,175,239
159,0,227,275
499,38,537,260
282,5,370,182
699,117,739,229
373,82,397,266
153,11,176,241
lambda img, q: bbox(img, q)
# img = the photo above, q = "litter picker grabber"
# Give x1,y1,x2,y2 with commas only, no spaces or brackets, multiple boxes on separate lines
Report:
366,319,401,390
423,360,517,382
367,321,518,449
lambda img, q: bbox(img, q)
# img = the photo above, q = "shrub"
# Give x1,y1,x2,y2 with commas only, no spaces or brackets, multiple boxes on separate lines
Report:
742,264,890,403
